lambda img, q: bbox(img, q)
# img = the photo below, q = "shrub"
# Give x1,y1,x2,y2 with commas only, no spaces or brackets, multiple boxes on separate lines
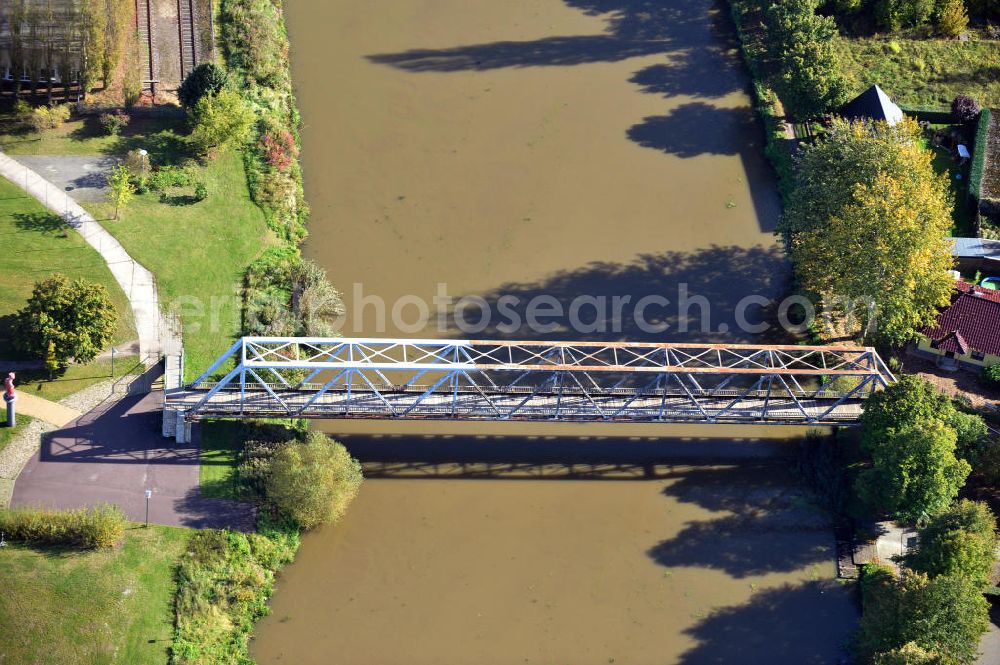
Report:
981,363,1000,388
872,642,947,664
262,130,298,170
28,104,71,132
99,110,130,136
265,432,363,529
906,500,999,588
0,504,127,548
194,180,208,201
951,95,981,125
177,63,228,108
189,89,256,155
12,99,31,120
14,274,118,365
148,165,192,192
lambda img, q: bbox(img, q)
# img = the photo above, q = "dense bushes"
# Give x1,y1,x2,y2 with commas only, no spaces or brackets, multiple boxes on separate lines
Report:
99,110,130,136
219,0,307,243
171,420,363,664
28,104,71,132
171,523,299,664
243,249,345,336
0,504,127,549
265,432,363,529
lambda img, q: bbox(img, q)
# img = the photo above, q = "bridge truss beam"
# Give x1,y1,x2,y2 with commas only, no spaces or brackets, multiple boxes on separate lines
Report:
165,337,895,427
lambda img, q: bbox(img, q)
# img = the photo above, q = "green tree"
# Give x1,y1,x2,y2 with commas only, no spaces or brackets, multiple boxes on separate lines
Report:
13,274,118,366
906,500,998,588
189,89,256,155
177,63,229,108
265,432,363,529
782,118,954,346
106,164,135,220
856,418,970,522
764,0,848,120
857,569,989,665
947,410,988,463
936,0,970,36
860,376,987,461
877,0,937,30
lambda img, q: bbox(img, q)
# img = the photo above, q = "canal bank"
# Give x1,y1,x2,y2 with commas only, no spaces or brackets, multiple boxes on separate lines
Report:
252,1,852,662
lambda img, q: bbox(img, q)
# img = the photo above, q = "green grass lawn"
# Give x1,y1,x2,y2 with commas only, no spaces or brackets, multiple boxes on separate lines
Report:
0,174,135,357
0,113,275,379
87,148,275,380
199,419,244,500
13,354,142,402
0,114,187,158
0,525,189,665
839,35,1000,108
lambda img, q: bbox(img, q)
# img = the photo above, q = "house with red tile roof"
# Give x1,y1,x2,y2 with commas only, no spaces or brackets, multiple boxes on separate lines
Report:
915,281,1000,370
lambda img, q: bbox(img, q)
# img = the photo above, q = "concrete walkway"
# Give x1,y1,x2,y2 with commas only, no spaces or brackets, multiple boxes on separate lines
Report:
14,392,82,427
0,150,170,359
12,391,255,529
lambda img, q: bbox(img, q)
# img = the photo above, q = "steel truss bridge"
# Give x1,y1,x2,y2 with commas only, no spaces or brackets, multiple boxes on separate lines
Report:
162,337,894,441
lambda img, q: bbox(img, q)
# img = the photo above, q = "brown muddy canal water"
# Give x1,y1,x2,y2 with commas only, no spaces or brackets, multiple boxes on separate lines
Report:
251,1,856,663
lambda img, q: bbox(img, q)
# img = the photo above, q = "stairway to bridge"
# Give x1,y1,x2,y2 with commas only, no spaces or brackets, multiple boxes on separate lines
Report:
162,337,894,442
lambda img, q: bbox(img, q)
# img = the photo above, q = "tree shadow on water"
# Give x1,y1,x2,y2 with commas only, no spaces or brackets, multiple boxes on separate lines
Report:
648,463,835,578
445,244,791,344
678,581,857,664
368,0,734,78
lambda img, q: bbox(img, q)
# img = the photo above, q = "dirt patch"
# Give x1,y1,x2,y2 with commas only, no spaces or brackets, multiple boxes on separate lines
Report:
903,354,1000,410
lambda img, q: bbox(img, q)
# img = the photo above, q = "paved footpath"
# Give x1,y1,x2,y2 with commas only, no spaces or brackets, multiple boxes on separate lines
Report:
12,391,255,530
13,392,82,427
0,151,168,359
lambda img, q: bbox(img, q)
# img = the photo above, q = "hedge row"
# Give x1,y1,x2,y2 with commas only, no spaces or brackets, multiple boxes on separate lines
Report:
899,106,954,124
0,504,127,549
969,108,992,207
727,0,797,201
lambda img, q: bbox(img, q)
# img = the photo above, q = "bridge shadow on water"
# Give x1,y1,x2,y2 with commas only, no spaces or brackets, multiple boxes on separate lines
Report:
342,429,857,662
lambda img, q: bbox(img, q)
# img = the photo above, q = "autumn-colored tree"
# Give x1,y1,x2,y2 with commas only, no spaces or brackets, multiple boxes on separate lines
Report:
936,0,970,37
106,164,135,219
782,118,954,346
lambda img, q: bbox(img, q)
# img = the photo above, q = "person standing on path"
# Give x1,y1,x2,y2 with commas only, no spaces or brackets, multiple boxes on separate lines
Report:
4,372,15,427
